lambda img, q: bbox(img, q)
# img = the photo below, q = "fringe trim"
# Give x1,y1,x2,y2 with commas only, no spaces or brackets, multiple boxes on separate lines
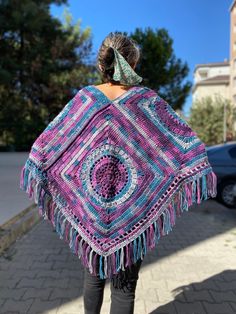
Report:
20,160,217,285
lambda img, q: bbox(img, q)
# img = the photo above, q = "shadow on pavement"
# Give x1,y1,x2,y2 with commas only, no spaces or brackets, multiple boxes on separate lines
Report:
149,270,236,314
0,199,236,313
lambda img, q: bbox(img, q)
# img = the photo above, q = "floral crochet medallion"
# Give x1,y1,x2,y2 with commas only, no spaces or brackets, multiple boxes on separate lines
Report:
20,85,217,280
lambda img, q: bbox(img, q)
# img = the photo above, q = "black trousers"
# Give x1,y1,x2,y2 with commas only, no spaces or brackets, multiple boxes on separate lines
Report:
83,257,143,314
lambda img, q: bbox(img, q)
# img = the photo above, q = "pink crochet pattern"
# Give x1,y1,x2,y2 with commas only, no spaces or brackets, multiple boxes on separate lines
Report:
20,85,217,280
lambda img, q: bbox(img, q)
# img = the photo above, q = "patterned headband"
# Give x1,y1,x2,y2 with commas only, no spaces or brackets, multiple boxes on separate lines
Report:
104,46,143,86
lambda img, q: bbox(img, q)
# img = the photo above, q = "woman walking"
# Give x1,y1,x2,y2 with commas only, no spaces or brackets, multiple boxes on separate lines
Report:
20,31,217,314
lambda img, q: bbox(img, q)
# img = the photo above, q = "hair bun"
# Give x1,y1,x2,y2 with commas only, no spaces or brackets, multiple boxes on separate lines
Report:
103,46,115,70
97,31,141,83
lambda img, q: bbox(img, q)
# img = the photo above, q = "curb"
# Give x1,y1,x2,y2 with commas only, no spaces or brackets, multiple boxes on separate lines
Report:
0,203,40,256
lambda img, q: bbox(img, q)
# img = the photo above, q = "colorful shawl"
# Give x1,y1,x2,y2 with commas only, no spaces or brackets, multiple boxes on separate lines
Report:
20,85,217,284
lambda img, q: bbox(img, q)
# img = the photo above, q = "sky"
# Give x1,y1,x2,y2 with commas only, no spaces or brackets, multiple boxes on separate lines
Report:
51,0,231,116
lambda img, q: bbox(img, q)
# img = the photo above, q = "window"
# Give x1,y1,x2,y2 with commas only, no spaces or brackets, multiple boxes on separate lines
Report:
234,58,236,69
233,77,236,87
200,72,208,79
198,69,208,79
229,147,236,159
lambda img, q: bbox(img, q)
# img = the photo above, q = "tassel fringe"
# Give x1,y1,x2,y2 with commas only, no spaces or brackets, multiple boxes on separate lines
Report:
20,159,217,283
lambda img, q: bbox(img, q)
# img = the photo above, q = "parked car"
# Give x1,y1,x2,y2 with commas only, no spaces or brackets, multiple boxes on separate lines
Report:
206,141,236,208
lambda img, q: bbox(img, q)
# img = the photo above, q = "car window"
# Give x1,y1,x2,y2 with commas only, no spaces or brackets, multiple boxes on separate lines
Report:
206,146,222,154
206,145,233,160
228,147,236,159
206,146,226,156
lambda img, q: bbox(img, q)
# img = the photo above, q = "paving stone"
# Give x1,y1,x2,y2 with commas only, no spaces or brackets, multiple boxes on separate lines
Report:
60,269,84,279
184,290,214,303
16,278,45,289
0,299,33,314
14,256,43,265
32,248,62,255
209,290,236,303
202,301,236,314
56,298,85,314
214,280,236,292
151,301,177,314
0,270,17,280
0,262,11,271
0,311,19,314
45,254,68,262
192,280,220,291
49,288,81,300
0,278,22,289
52,261,80,270
222,271,236,282
150,269,177,280
0,200,235,313
7,260,34,270
137,287,159,302
27,298,61,314
22,287,53,301
230,302,236,311
174,300,207,314
156,290,174,303
4,270,36,280
171,291,186,302
30,261,54,270
41,277,70,288
68,277,85,288
0,287,27,300
132,299,146,314
35,270,62,279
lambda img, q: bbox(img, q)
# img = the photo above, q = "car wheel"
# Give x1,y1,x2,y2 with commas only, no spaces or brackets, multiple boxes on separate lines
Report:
218,180,236,209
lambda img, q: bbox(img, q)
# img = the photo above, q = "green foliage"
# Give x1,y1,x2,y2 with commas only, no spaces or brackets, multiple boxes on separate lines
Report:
130,27,192,110
188,96,236,145
0,0,97,150
0,4,193,150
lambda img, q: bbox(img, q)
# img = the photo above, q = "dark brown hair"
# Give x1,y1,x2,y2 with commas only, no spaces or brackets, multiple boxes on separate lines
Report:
96,31,141,84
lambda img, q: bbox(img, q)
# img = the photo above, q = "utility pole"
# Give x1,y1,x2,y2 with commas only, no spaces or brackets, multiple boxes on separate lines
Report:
223,101,227,143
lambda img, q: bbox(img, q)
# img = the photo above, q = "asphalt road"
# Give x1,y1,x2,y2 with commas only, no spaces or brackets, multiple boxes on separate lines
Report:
0,152,33,226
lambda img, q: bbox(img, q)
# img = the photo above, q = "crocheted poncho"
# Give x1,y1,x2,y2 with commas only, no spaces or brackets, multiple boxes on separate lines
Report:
20,85,217,284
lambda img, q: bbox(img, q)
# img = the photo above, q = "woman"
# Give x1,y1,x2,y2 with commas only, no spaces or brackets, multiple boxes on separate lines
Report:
82,32,146,314
20,32,217,314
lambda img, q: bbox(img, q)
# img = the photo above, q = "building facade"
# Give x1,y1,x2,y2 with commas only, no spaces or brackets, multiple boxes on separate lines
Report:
230,0,236,105
192,1,236,107
192,61,230,102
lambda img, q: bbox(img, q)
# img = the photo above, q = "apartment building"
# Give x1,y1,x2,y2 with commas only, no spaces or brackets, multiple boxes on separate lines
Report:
192,1,236,107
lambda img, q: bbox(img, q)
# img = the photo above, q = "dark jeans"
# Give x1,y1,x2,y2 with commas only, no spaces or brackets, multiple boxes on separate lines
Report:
83,257,143,314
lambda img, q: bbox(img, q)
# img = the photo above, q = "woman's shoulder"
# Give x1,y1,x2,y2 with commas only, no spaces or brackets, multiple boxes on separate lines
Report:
76,84,158,102
79,84,155,93
75,84,165,107
136,85,165,102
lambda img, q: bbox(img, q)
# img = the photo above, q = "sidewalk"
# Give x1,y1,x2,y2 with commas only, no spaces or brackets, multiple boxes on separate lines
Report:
0,199,235,314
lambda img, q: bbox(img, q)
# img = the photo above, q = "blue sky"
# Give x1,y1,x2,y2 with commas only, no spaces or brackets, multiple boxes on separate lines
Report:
51,0,231,116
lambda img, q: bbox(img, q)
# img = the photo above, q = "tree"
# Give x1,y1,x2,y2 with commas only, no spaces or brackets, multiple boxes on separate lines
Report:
0,0,97,150
188,96,236,145
130,27,192,110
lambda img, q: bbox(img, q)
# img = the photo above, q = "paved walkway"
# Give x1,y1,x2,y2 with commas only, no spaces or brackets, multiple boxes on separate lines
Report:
0,199,236,314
